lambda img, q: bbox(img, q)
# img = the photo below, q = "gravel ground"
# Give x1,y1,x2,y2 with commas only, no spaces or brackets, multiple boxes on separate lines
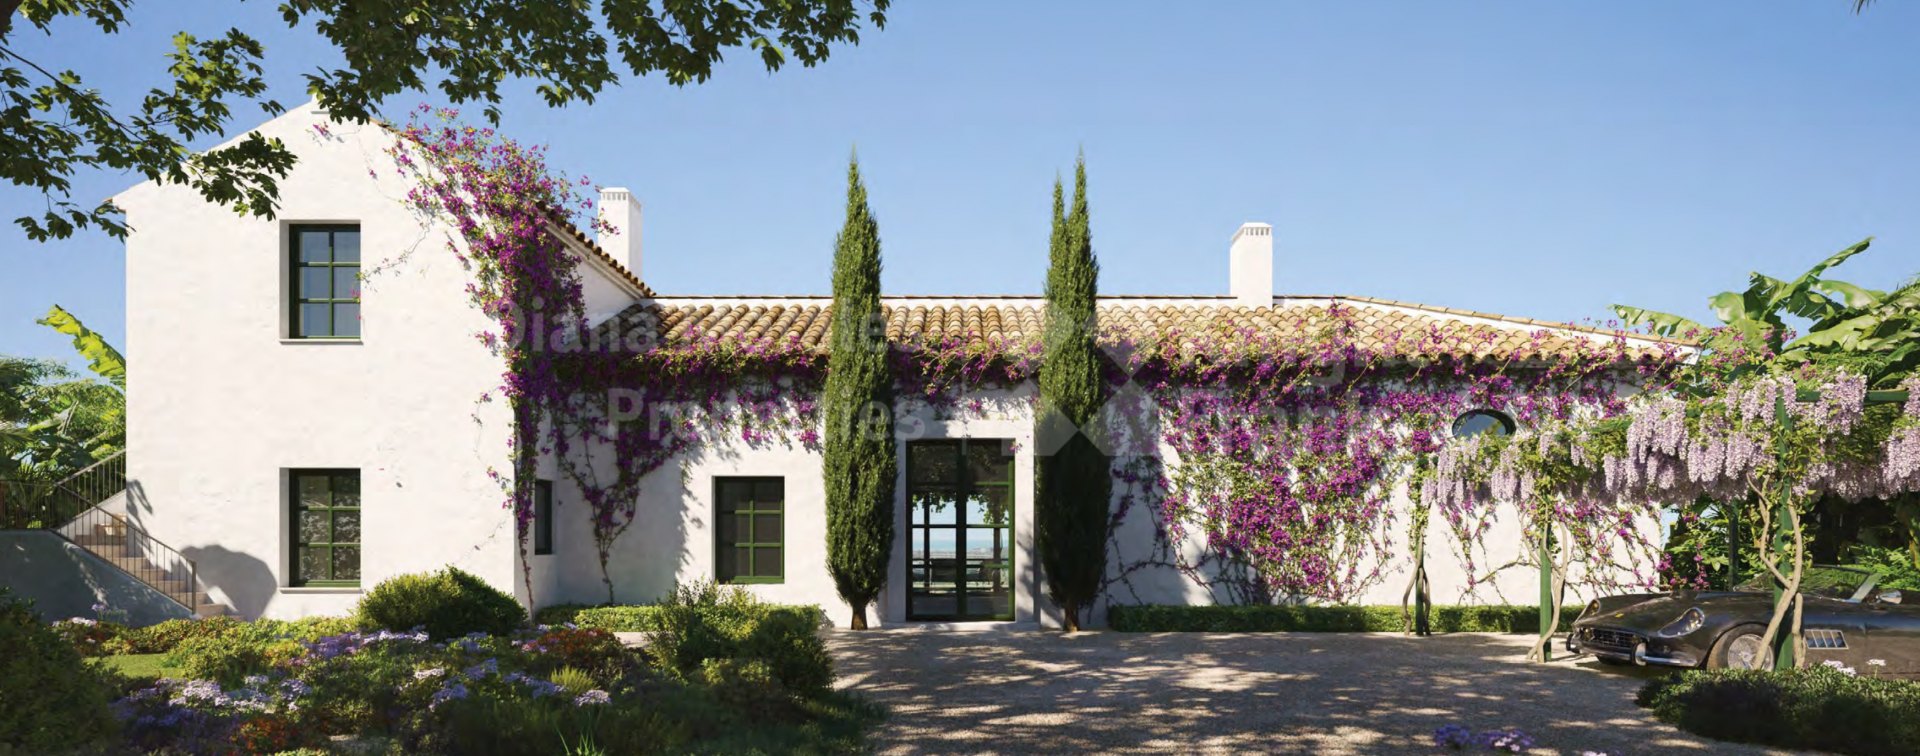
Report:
827,630,1797,755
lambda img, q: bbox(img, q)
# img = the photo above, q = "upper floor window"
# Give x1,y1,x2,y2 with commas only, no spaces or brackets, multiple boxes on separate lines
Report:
291,225,361,339
1453,409,1516,438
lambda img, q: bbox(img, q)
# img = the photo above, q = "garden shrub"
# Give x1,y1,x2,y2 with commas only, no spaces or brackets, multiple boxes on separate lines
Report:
700,658,799,719
126,615,244,654
1638,665,1920,755
164,633,276,688
648,581,834,696
0,590,118,753
1106,603,1586,633
50,616,129,657
357,567,525,639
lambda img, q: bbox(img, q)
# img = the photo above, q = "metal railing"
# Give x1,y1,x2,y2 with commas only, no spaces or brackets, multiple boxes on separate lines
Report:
60,506,200,614
0,453,198,613
0,451,126,528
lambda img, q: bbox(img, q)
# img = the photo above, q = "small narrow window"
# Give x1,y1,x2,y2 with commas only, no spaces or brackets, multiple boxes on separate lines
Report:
290,225,362,339
715,477,783,584
533,480,554,556
290,469,361,586
1453,409,1516,438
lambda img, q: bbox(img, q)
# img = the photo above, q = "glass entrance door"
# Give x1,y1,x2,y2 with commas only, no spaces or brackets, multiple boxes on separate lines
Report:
906,439,1014,620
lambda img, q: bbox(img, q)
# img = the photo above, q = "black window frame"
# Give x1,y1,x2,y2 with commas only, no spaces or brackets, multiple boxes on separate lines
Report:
289,469,362,587
714,477,784,584
290,224,363,339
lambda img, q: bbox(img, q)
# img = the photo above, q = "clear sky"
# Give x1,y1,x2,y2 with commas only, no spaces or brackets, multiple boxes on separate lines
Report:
3,1,1917,365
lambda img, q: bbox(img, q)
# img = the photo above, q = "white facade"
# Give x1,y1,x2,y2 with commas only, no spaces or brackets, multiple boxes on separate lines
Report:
114,107,1669,627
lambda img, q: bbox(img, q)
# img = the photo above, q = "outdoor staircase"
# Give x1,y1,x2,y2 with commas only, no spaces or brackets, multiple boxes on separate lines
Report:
2,452,234,618
67,515,233,617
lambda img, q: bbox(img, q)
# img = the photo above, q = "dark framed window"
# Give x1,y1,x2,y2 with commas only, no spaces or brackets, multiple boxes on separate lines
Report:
906,439,1015,621
533,480,554,556
291,470,361,586
715,477,783,584
290,225,361,339
1453,409,1516,438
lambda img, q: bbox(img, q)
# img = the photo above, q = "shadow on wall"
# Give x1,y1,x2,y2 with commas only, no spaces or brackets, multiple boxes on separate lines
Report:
596,452,711,605
125,480,280,619
180,545,278,619
0,531,191,625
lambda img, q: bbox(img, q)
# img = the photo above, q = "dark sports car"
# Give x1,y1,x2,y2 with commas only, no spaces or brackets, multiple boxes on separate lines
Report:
1567,565,1917,676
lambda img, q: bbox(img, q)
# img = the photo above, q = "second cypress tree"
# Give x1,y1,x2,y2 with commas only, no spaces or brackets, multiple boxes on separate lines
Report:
1036,156,1109,631
822,158,894,629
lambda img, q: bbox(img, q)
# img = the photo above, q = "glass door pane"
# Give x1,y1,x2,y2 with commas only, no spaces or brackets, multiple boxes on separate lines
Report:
906,439,1014,621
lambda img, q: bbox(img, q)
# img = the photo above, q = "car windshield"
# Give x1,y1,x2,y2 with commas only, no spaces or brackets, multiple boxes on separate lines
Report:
1735,566,1874,600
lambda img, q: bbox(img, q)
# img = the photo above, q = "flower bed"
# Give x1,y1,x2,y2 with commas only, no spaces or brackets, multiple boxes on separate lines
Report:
1637,664,1920,755
1107,604,1586,633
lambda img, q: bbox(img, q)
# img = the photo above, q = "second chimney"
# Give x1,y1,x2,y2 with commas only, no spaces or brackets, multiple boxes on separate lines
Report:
597,187,643,279
1229,222,1273,308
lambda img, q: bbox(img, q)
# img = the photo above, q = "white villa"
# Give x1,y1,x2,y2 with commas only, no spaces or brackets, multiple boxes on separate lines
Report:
75,103,1677,628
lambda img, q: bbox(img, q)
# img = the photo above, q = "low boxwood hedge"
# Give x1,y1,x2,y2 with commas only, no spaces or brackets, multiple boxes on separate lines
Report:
1107,603,1586,633
536,603,825,633
1638,666,1920,755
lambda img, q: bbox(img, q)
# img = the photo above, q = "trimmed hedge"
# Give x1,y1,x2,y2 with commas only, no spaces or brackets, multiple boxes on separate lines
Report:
535,603,826,633
1638,666,1920,755
1107,604,1586,633
357,567,525,640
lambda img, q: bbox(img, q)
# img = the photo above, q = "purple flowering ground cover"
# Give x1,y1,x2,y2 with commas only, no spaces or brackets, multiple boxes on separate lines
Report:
829,630,1801,755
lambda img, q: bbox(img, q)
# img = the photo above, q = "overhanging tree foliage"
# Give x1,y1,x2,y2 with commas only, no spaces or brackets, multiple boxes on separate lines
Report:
822,157,894,630
0,0,890,240
1036,157,1108,632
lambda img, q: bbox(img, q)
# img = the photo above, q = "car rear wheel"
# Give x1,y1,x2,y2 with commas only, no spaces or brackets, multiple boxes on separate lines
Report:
1709,626,1772,670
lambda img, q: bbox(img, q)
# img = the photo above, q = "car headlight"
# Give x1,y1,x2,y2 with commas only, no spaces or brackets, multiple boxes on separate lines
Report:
1656,607,1705,638
1582,600,1599,619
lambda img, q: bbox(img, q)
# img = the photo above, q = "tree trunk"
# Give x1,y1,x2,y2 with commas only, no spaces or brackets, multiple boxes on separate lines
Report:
849,604,869,630
1061,600,1081,632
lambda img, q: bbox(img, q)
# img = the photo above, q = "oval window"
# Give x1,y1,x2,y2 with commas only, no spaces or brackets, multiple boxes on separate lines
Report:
1452,409,1515,438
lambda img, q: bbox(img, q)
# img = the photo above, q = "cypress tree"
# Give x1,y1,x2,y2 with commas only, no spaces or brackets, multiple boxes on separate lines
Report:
822,157,895,629
1036,156,1109,631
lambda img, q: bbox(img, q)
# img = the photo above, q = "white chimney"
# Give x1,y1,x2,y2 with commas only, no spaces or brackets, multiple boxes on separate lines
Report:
597,187,643,278
1229,222,1273,307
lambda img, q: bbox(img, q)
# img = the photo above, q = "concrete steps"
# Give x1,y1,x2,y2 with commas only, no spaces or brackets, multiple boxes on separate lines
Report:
70,519,234,618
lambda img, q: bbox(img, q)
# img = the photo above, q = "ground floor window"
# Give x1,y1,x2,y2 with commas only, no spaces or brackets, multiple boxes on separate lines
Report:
533,479,554,555
716,477,783,583
906,439,1014,621
291,469,360,586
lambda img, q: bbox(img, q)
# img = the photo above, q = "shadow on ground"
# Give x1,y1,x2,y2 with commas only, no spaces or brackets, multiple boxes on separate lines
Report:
827,631,1794,755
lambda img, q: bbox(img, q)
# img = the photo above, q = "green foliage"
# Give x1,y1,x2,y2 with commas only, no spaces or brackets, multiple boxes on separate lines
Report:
4,1,890,240
1639,666,1920,755
535,601,826,633
1035,156,1110,631
357,567,525,640
163,632,275,687
647,581,834,696
37,304,125,388
1107,603,1587,633
0,590,117,752
1,307,126,484
700,658,798,719
821,157,896,628
1849,544,1920,591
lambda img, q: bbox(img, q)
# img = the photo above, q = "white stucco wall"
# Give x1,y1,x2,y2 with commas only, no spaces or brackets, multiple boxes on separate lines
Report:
120,104,525,618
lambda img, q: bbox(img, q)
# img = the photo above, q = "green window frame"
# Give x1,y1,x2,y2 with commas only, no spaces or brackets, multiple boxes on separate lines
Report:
715,477,783,584
290,225,362,339
533,480,554,556
290,469,361,587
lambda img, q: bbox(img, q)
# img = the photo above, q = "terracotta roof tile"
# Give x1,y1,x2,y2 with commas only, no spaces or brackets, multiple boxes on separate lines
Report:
598,298,1681,362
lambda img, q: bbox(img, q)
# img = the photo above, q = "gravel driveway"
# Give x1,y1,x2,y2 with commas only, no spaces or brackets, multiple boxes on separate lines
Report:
827,630,1794,755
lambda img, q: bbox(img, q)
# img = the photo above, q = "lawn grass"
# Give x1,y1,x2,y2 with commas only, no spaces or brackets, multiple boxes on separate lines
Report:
92,652,175,683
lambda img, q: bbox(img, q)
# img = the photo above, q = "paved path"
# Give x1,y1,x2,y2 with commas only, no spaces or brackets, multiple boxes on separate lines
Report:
827,630,1793,755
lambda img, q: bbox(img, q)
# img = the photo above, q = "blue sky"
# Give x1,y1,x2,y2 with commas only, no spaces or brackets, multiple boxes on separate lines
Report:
3,1,1918,365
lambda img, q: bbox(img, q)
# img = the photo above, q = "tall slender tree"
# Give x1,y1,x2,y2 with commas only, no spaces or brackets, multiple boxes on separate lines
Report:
822,157,895,629
1036,156,1109,631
